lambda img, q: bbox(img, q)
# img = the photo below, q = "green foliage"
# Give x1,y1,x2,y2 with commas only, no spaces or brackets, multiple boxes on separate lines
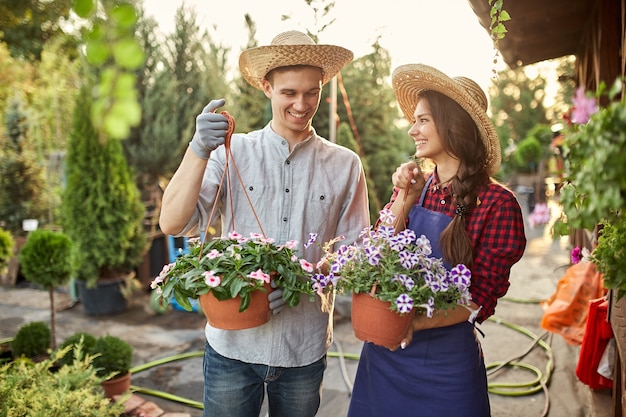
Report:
0,0,73,60
0,227,14,273
592,214,626,300
489,66,549,178
0,343,126,416
123,4,230,203
61,86,147,286
57,332,98,368
557,86,626,232
0,94,46,235
152,234,316,312
91,335,133,378
321,39,413,222
73,0,144,140
19,229,72,288
11,321,51,358
513,136,542,172
231,15,270,133
488,0,510,43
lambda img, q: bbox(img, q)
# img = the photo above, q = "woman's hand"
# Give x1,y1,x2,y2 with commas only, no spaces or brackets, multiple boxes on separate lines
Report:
392,161,425,192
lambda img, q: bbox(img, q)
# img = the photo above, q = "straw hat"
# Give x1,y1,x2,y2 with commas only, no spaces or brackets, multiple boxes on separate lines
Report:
392,64,501,176
239,30,354,90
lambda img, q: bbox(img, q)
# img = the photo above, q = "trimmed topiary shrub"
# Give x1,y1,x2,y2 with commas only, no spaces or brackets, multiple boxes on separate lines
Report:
11,321,51,359
92,335,133,379
19,229,72,349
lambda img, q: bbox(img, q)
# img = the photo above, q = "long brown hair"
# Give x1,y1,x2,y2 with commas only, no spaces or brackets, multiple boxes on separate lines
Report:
418,90,490,267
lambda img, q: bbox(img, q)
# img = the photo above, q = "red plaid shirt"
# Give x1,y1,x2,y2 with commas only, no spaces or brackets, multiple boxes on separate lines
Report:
385,174,526,323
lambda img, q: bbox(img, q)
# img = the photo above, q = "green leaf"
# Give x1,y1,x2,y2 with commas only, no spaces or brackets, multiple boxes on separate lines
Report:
110,3,138,29
85,40,109,66
499,10,511,21
103,112,131,140
73,0,95,18
112,39,145,70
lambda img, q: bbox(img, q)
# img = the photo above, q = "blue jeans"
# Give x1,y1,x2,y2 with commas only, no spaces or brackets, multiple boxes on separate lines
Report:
202,342,326,417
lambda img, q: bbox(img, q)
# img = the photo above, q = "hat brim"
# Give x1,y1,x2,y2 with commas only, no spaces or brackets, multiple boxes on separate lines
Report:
239,44,353,90
392,64,501,176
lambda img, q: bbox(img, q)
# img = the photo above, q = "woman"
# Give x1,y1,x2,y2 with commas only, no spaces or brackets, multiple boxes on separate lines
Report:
347,64,527,417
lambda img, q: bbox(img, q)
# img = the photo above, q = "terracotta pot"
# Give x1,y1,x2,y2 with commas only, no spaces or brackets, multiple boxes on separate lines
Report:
351,292,413,349
199,283,273,330
101,371,131,399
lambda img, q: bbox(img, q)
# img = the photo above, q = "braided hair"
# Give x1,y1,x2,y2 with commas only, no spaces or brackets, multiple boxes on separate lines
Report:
418,90,490,267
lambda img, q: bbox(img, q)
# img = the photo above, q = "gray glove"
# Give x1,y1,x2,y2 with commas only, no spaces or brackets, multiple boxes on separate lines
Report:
268,287,287,315
189,99,229,159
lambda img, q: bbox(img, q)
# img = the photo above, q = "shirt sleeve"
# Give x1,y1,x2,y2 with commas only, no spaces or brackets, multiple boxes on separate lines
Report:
469,188,526,322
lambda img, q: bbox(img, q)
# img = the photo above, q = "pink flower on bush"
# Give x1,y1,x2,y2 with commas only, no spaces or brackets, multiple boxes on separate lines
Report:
571,87,599,124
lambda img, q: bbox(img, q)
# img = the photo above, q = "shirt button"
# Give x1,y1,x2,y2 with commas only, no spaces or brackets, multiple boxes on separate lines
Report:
283,217,288,222
249,186,254,191
285,189,290,193
320,195,325,200
286,160,291,165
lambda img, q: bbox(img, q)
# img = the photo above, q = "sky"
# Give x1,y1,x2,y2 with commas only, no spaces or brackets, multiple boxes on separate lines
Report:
141,0,499,92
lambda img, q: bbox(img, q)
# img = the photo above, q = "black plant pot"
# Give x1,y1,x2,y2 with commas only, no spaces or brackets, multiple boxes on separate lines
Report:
76,279,128,316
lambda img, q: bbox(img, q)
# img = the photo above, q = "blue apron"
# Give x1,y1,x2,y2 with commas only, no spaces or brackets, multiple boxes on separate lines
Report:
347,177,490,417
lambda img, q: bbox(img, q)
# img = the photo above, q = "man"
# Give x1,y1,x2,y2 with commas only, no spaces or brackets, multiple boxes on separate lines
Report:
159,30,370,417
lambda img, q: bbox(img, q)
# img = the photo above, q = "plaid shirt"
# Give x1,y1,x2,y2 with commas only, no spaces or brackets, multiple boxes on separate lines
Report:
386,173,526,323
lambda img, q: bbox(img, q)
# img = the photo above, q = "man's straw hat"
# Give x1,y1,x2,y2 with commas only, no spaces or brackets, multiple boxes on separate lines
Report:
239,30,353,90
392,64,501,176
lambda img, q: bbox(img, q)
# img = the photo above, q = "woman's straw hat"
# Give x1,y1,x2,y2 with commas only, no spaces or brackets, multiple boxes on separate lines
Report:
392,64,501,176
239,30,353,90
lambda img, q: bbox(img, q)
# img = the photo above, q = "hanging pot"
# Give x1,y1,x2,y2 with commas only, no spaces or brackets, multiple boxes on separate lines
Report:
351,292,413,349
199,282,273,330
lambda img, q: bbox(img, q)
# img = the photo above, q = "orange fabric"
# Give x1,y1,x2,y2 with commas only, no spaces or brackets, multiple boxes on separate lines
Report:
540,262,605,345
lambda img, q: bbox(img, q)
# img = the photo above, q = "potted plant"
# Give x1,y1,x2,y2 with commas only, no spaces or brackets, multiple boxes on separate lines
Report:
313,209,473,348
11,321,51,361
150,232,317,330
91,334,134,399
555,78,626,300
0,227,14,279
18,229,72,349
61,84,148,316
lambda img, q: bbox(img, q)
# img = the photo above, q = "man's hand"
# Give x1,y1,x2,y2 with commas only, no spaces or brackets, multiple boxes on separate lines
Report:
268,286,287,315
189,99,229,159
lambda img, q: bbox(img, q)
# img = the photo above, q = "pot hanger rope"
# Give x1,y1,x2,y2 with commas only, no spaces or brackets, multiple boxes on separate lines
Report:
198,111,266,260
391,170,416,232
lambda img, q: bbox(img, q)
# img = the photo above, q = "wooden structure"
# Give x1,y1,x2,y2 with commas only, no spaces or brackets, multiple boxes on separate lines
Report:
468,0,626,414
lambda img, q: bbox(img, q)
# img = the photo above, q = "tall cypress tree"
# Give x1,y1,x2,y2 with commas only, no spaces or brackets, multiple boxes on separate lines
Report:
61,85,147,286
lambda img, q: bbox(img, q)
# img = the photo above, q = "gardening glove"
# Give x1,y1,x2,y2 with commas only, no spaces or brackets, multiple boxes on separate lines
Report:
189,99,229,159
268,281,287,315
